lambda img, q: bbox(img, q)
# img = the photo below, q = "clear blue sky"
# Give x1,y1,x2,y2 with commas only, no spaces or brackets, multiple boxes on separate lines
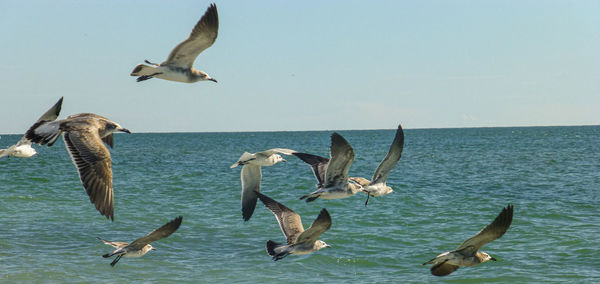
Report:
1,0,598,134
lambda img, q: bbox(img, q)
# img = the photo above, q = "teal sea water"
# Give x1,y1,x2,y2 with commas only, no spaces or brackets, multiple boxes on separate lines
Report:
1,126,598,283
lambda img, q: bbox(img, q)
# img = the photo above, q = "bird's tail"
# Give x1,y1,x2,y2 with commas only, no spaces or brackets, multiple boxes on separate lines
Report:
266,240,289,261
0,149,6,158
130,64,157,76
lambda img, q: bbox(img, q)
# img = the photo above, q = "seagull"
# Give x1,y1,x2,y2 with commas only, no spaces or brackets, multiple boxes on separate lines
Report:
298,133,363,202
98,216,183,267
423,205,514,277
257,192,331,261
230,148,296,221
349,124,404,206
0,97,63,158
25,113,131,220
130,3,219,83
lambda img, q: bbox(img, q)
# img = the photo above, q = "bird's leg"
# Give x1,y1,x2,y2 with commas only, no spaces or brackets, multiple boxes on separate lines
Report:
364,194,371,207
110,255,122,267
144,59,159,66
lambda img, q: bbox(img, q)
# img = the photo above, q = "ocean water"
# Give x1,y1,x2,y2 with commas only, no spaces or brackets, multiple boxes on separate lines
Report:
1,126,598,283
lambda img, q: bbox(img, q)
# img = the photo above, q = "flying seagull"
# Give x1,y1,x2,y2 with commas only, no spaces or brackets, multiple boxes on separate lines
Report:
130,3,219,83
257,192,331,261
0,97,63,158
98,216,183,267
349,124,404,206
298,133,363,202
230,148,296,221
25,113,131,220
423,204,514,276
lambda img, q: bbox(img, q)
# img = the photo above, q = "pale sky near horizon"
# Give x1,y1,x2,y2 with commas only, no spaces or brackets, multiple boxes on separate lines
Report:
1,0,598,134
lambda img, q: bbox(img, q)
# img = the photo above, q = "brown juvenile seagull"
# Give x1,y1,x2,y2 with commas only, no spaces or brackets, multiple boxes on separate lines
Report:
98,216,183,267
423,204,514,276
257,192,331,261
297,133,363,202
130,3,219,83
25,113,131,220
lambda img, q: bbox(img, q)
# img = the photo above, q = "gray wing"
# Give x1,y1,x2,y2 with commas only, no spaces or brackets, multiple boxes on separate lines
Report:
456,205,514,254
257,192,304,245
97,237,129,249
323,133,354,188
292,152,329,187
241,164,262,221
295,208,332,245
62,128,114,220
371,124,404,185
163,4,218,68
259,148,297,156
129,216,183,249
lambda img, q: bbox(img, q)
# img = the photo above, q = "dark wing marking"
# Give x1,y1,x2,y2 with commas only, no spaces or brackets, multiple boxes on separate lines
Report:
163,4,219,68
323,133,354,188
241,164,261,221
292,152,329,187
23,97,64,146
257,192,304,244
129,216,183,249
295,208,331,245
371,124,404,184
457,204,514,254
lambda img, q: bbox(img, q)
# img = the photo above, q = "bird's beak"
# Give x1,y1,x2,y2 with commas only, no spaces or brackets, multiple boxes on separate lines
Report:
491,257,497,261
151,248,157,251
119,128,131,134
282,159,287,162
326,245,332,248
208,78,218,83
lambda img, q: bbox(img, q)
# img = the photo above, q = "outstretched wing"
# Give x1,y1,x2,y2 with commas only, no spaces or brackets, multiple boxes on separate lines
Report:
257,192,304,244
129,216,183,249
163,4,219,68
241,164,261,221
456,204,514,254
293,152,329,187
323,133,354,188
62,129,114,220
23,97,64,146
371,124,404,185
295,208,331,245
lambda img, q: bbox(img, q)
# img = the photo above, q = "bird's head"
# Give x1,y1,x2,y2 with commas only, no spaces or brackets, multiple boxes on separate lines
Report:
478,252,496,263
106,122,131,134
273,154,286,164
385,186,394,195
194,70,217,83
316,240,331,250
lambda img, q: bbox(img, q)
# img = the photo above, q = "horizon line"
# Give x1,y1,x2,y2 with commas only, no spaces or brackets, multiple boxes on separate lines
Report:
1,123,597,136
